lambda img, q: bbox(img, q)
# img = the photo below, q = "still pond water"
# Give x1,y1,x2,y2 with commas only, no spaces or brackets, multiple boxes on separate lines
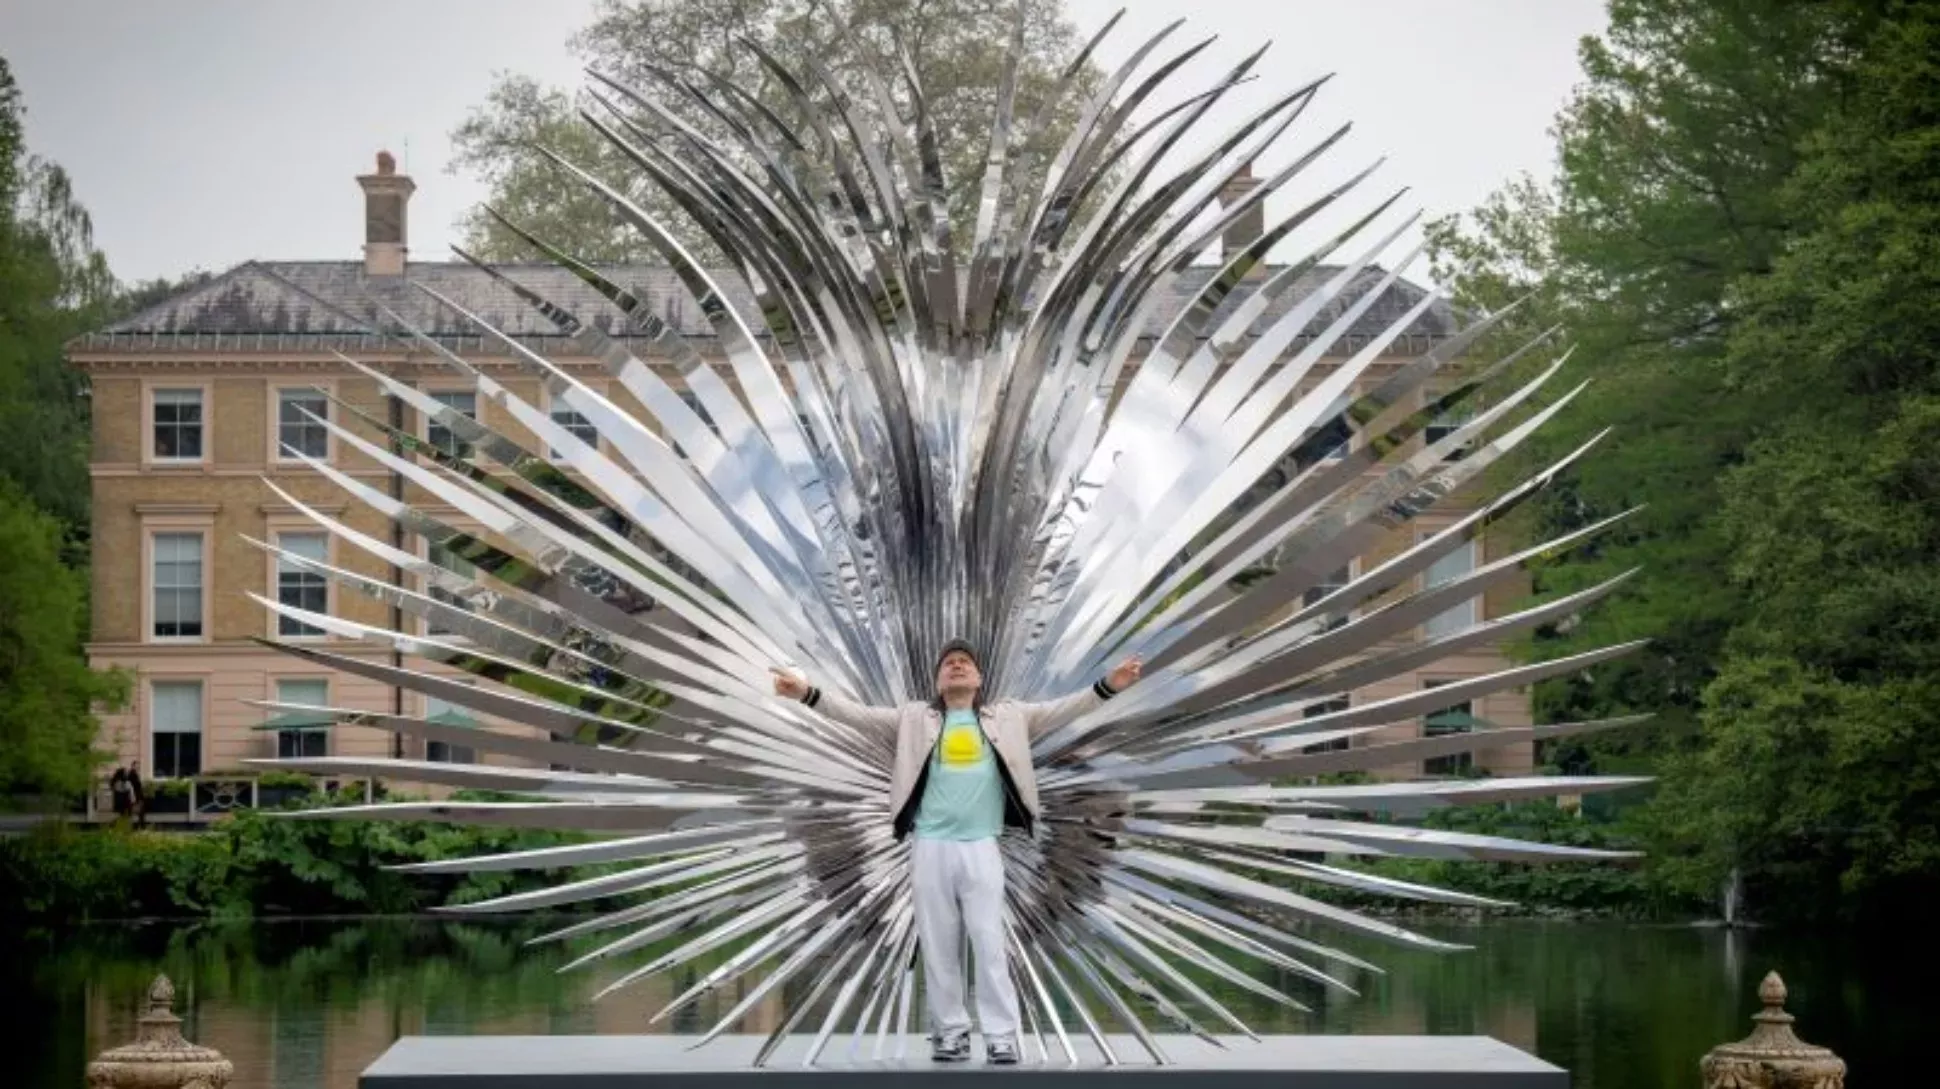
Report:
7,916,1916,1088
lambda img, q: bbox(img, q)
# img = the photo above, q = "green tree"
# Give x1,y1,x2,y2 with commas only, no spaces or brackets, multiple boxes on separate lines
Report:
0,55,140,801
114,269,217,319
1648,5,1940,920
450,0,1099,261
1430,1,1876,751
0,480,128,800
1433,0,1940,920
0,55,116,544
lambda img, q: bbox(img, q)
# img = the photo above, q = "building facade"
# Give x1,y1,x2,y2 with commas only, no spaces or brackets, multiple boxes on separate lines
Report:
70,154,1532,810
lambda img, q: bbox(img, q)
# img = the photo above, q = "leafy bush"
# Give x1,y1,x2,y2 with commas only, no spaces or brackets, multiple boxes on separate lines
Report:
0,798,596,921
1340,802,1711,919
0,823,232,919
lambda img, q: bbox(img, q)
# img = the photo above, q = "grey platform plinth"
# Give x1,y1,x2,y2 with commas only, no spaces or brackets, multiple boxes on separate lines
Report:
359,1035,1567,1089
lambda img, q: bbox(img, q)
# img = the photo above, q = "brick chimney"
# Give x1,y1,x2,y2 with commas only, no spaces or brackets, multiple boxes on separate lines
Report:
1217,162,1265,273
356,150,415,276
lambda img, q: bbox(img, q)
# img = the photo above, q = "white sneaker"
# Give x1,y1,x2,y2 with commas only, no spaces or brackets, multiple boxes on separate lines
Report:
931,1029,971,1062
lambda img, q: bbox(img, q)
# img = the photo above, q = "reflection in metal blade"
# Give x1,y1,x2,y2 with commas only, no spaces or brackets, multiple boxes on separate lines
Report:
257,13,1649,1064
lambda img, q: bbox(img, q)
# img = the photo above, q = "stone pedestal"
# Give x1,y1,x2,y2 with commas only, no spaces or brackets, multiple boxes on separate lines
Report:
1701,972,1845,1089
86,976,233,1089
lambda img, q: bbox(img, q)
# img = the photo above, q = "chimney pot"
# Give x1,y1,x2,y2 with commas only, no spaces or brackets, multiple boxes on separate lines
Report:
1217,162,1266,276
356,150,415,276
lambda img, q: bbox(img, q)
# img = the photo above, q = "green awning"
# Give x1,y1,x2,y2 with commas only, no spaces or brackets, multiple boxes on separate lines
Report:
1424,710,1492,730
251,710,337,732
251,707,479,730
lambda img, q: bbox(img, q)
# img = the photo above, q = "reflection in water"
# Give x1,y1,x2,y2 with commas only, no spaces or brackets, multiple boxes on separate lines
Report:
8,917,1913,1089
1723,926,1745,989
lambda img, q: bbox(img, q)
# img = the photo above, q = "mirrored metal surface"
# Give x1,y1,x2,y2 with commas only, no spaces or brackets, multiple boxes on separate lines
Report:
254,10,1648,1064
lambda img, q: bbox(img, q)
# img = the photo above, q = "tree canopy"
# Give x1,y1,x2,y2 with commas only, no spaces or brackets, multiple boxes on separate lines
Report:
0,479,127,799
1432,0,1940,921
0,57,117,546
449,0,1100,262
1653,4,1940,920
0,56,134,799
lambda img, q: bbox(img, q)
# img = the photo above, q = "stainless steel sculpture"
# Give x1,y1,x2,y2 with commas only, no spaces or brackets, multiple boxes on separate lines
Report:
249,9,1648,1066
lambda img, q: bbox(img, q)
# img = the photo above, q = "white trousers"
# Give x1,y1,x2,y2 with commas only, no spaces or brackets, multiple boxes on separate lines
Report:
912,836,1019,1038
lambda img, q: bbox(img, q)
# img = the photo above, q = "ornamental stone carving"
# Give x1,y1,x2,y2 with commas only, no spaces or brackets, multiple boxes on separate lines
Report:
86,976,233,1089
1701,971,1846,1089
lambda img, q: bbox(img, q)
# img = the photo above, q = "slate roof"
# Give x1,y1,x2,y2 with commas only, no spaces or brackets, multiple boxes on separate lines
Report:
73,259,1455,353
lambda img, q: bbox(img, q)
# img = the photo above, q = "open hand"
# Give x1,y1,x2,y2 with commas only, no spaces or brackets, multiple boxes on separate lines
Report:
771,667,809,700
1108,656,1142,692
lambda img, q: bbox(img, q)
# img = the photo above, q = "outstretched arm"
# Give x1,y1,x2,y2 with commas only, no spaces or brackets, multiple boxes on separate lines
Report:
771,668,900,737
1021,657,1142,737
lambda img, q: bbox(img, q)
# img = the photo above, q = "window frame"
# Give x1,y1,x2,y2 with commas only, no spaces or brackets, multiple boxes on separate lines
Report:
1419,532,1481,640
1421,677,1476,776
142,516,214,644
1301,558,1359,632
271,675,332,760
147,676,208,779
542,383,603,458
268,380,336,465
1308,390,1356,465
143,380,213,468
267,527,333,641
422,689,479,765
420,385,481,460
1423,388,1476,461
1300,696,1352,754
1314,416,1352,463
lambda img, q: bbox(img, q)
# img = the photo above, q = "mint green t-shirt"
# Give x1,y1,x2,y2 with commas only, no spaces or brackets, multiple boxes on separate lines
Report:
913,708,1005,841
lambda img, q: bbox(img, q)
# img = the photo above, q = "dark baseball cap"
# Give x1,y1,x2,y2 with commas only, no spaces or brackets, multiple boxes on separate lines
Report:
934,639,981,673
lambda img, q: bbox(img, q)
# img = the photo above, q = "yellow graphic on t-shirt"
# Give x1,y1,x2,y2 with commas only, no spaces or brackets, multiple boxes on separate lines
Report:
939,723,984,767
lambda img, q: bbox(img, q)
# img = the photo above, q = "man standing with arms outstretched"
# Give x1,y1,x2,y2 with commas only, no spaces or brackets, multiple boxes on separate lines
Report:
774,641,1140,1065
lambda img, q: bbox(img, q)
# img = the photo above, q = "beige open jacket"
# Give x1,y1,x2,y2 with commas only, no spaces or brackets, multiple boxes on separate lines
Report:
802,682,1114,839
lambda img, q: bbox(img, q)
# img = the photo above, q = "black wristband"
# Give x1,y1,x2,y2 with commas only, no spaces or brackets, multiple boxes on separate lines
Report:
1093,677,1118,700
803,685,822,708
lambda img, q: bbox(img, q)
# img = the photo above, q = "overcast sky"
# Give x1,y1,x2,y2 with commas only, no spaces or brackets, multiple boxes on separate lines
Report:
1,0,1605,284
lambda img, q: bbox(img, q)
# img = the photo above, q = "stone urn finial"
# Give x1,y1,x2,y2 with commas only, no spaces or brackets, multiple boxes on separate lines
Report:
86,975,233,1089
143,976,177,1021
1701,971,1846,1089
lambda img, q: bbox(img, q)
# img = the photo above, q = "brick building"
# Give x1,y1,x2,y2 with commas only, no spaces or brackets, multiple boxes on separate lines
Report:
69,154,1531,807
